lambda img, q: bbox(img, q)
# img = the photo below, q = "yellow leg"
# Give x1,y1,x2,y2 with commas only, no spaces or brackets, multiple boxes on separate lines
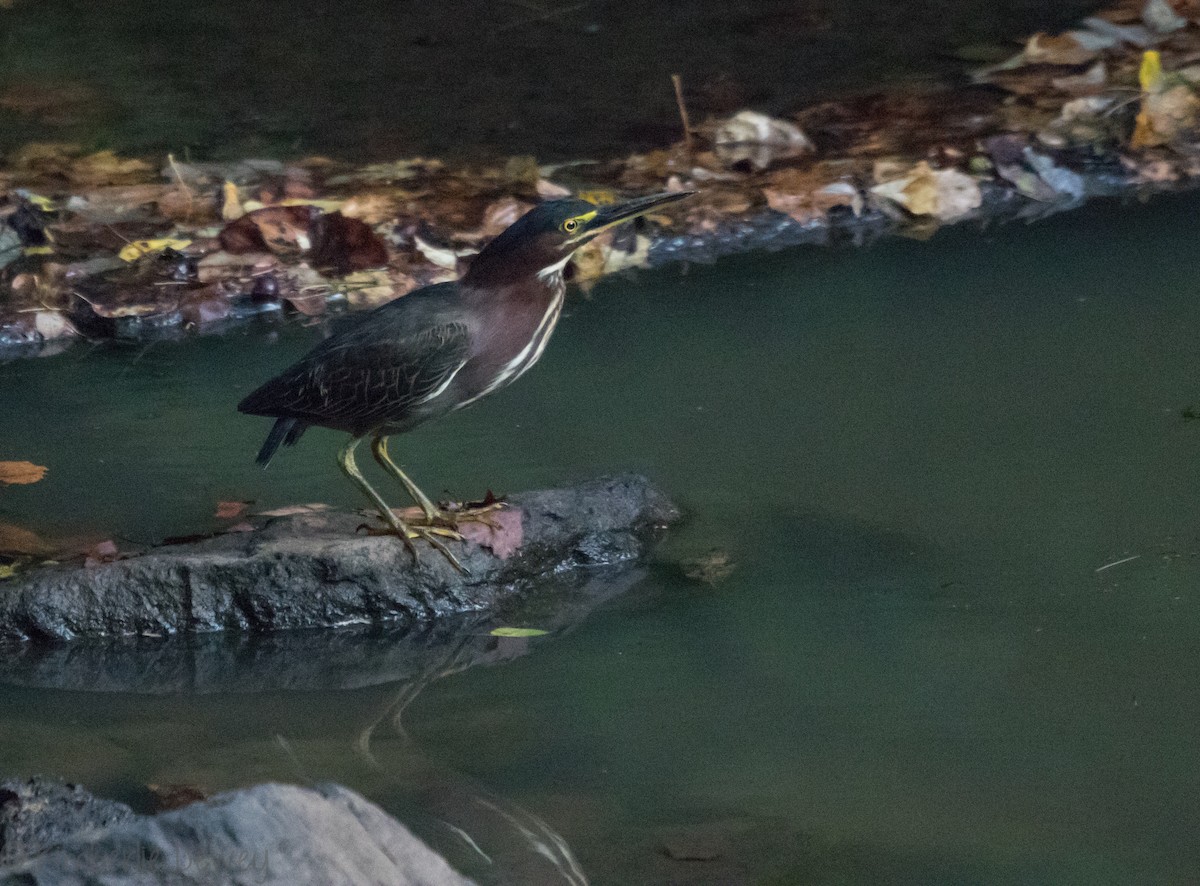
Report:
371,435,504,531
371,435,440,521
339,437,467,574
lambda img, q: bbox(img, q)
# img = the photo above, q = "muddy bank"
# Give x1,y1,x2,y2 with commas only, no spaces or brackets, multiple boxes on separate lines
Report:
0,475,678,644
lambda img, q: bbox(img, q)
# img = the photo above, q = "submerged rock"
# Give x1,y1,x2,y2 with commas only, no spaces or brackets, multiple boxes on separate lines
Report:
0,475,678,644
0,781,471,885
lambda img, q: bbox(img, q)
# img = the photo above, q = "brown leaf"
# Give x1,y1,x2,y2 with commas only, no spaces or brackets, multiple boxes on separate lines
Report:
214,500,250,519
308,212,389,274
69,151,155,187
0,461,47,485
1023,32,1099,66
0,521,51,556
219,205,318,255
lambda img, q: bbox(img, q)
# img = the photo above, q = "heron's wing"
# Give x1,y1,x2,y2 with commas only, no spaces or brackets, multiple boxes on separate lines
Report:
238,321,471,432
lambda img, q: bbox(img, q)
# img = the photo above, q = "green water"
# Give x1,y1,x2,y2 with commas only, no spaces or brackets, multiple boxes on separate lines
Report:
4,191,1200,883
0,0,1100,161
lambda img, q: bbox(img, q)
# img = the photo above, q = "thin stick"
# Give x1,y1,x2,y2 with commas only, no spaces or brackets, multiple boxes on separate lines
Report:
1095,554,1141,573
167,152,195,218
671,73,694,158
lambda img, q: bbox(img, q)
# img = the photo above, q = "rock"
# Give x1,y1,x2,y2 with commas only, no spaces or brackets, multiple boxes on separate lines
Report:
0,777,133,864
0,569,649,694
0,782,471,885
0,475,678,644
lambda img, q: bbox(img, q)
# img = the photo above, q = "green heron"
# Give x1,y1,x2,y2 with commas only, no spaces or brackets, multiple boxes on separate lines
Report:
239,192,692,571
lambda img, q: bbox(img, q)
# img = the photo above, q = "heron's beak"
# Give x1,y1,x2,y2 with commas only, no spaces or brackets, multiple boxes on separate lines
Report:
570,191,695,244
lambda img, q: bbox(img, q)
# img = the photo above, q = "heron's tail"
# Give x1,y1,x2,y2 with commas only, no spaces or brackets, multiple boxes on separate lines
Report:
255,418,308,467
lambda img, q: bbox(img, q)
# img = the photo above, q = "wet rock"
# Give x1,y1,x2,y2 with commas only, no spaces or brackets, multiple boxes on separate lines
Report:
0,569,648,694
0,782,471,885
0,777,133,864
0,475,678,644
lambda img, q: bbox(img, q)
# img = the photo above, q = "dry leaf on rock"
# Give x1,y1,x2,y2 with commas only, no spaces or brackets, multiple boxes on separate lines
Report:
457,506,523,559
870,161,982,221
714,110,814,171
0,460,47,485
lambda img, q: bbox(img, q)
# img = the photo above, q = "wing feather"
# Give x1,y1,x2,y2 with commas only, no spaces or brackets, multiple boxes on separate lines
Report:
239,321,471,434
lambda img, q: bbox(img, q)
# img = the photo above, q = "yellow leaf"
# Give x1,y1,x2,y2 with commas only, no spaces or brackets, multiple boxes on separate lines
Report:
1140,51,1163,93
0,461,47,485
25,193,55,211
0,565,15,581
221,180,243,221
23,245,53,256
118,239,192,262
490,627,549,637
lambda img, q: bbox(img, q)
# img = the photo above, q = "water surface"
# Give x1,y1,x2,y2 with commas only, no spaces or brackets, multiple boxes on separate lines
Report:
0,0,1101,161
3,192,1200,883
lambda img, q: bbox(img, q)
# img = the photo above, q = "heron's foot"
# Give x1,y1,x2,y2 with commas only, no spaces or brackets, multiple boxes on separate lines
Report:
361,514,470,575
423,501,507,532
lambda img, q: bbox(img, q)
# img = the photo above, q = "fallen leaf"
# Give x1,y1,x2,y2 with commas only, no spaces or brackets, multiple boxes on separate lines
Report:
0,461,47,485
0,521,51,555
490,627,549,637
308,212,389,273
219,205,317,255
70,151,155,187
713,110,814,171
1023,32,1099,66
1143,0,1188,33
870,161,982,221
118,239,193,262
0,564,14,581
458,506,524,559
214,500,250,519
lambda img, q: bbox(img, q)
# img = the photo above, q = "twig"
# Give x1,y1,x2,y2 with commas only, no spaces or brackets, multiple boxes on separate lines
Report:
1095,554,1141,573
167,152,195,218
671,73,694,158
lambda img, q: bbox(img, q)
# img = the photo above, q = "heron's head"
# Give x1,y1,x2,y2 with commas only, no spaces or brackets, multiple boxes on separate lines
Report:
463,192,694,286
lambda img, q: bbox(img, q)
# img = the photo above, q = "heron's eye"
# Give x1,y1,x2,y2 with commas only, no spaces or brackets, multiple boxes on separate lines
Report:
562,218,579,234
